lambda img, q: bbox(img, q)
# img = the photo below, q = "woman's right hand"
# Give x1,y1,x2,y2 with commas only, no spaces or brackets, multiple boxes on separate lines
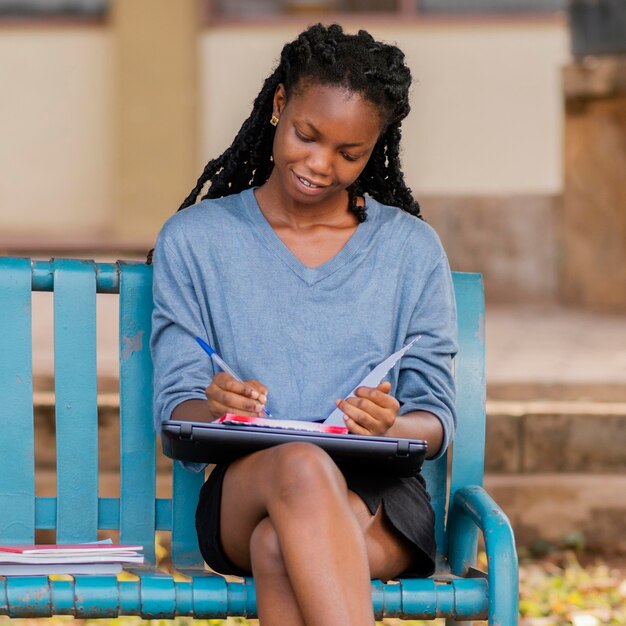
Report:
205,372,268,420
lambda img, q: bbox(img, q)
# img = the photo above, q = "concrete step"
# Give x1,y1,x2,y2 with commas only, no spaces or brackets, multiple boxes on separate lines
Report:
488,381,626,402
485,399,626,473
485,473,626,553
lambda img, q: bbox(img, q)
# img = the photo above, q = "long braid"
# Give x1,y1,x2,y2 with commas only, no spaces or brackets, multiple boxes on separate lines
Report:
182,71,281,210
357,124,421,219
148,24,422,263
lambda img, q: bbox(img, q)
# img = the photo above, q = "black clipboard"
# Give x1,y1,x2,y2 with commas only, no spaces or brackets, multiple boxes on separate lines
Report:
161,419,427,477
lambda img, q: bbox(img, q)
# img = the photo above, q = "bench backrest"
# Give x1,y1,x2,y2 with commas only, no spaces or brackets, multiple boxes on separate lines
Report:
0,258,485,571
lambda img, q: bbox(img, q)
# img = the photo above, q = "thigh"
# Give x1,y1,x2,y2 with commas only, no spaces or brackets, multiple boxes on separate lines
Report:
347,491,416,581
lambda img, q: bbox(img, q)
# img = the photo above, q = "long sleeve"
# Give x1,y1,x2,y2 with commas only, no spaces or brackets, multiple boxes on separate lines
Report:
395,255,458,459
150,230,216,432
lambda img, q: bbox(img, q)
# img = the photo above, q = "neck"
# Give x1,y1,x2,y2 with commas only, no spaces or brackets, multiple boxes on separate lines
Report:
255,174,355,230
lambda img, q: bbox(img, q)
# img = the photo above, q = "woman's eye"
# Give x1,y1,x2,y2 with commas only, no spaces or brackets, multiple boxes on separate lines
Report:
295,129,314,143
342,153,359,162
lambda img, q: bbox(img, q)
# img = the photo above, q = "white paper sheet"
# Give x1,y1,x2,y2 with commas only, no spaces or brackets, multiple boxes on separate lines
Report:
323,336,421,426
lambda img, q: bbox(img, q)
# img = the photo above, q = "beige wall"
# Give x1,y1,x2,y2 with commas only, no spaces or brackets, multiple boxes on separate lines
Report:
0,28,113,237
200,21,569,195
0,19,569,244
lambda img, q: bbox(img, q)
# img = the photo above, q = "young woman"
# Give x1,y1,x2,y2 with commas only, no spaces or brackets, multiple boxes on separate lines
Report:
151,23,457,626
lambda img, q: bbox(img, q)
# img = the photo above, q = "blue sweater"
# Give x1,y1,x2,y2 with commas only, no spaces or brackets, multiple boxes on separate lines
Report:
151,188,458,459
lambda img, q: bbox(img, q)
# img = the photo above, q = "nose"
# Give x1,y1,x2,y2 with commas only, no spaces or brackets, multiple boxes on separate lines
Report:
305,146,333,178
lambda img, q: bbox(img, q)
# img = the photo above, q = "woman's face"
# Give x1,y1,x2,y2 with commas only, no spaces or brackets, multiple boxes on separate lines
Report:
269,81,384,207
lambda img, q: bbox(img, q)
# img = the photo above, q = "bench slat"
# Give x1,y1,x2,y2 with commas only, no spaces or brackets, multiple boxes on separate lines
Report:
445,272,486,564
118,262,157,562
53,259,99,543
171,462,205,569
35,496,172,532
0,258,35,544
450,273,487,493
73,576,121,618
421,453,448,568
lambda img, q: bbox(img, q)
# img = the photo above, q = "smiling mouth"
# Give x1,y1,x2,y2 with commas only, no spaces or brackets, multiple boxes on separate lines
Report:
295,173,326,189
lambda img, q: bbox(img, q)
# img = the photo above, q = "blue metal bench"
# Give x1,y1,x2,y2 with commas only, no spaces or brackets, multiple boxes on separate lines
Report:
0,257,518,623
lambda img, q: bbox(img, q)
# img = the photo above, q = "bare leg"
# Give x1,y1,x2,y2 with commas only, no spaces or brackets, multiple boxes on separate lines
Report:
246,492,419,625
217,443,375,626
249,517,305,626
346,491,417,581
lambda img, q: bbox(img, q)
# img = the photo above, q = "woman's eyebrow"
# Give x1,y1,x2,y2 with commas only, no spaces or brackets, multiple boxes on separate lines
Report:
300,119,367,148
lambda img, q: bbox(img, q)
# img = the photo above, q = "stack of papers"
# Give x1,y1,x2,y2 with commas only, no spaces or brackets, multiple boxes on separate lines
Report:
0,542,144,576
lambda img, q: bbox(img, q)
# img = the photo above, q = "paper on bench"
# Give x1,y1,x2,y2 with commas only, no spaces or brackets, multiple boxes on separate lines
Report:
324,336,421,426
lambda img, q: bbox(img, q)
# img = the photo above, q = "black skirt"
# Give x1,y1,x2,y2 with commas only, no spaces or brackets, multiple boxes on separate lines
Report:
195,462,436,578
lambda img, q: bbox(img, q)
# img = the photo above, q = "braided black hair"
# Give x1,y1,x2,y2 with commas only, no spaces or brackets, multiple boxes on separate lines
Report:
147,24,421,264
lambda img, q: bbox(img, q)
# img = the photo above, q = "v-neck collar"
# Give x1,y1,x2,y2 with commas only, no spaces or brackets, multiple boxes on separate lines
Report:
240,187,376,286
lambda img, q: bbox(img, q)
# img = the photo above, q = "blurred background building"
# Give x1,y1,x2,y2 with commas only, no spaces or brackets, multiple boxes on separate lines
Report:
3,0,625,310
1,0,625,552
1,0,625,309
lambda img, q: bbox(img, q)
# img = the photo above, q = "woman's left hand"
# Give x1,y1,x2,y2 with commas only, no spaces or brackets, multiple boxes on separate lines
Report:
336,381,400,436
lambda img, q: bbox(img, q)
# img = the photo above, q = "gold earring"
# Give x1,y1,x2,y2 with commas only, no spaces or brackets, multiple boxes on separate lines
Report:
270,115,279,127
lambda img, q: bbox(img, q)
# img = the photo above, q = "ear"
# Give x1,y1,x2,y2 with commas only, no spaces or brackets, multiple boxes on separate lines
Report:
273,84,287,118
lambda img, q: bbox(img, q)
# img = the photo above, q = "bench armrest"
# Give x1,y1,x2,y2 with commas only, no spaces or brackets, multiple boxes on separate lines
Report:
447,485,519,625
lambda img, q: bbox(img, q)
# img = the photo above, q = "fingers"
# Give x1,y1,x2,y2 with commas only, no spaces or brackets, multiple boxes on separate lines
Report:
240,380,267,405
206,372,268,419
336,382,399,436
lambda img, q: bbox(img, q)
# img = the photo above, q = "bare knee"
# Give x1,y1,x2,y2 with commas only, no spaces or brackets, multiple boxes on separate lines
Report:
249,517,285,576
267,442,347,504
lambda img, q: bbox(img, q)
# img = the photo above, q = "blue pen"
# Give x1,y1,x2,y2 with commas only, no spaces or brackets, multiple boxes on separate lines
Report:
195,336,271,417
